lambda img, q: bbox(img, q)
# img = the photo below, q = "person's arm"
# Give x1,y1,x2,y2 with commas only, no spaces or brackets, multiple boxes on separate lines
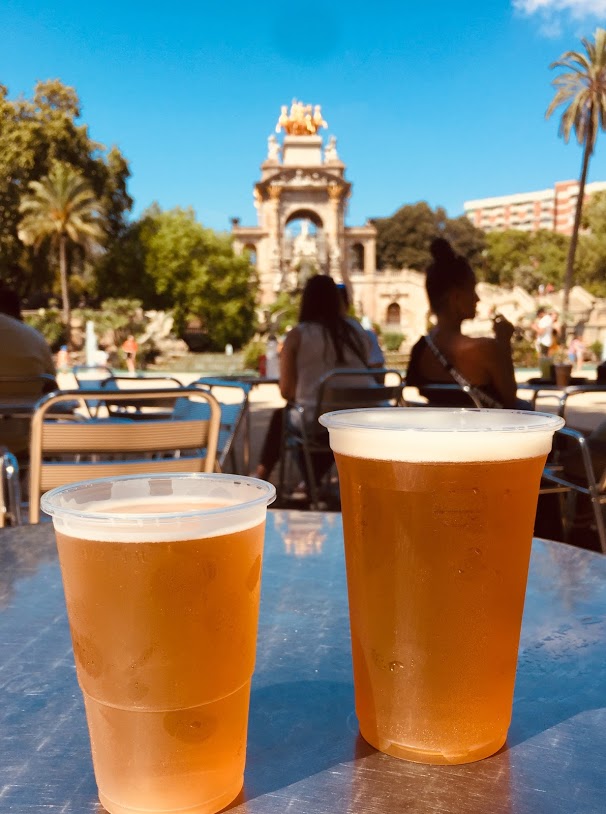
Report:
279,327,300,402
483,316,517,407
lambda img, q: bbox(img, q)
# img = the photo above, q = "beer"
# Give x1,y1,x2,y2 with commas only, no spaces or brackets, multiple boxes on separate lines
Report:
320,408,563,764
42,476,275,814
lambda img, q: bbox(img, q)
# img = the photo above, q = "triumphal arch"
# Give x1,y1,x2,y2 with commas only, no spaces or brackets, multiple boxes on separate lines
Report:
231,101,378,316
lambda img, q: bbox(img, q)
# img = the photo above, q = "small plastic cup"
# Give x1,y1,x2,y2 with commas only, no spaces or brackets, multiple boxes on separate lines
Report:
42,473,276,814
319,407,563,764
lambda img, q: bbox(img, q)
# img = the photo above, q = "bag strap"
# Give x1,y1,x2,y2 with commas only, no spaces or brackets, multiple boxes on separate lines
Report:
424,335,502,409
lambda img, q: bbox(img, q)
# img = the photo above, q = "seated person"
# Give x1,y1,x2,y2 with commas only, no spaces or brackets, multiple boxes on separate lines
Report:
255,274,373,490
406,238,524,409
0,285,56,456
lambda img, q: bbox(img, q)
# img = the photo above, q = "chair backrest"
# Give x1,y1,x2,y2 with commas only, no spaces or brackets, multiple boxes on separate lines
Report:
542,425,606,554
190,378,252,470
77,374,185,418
29,387,221,523
0,374,57,399
72,365,115,388
413,382,479,408
556,384,606,423
313,368,404,425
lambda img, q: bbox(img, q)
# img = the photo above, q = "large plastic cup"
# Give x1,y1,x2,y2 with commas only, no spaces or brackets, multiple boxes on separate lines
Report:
319,408,563,765
41,473,276,814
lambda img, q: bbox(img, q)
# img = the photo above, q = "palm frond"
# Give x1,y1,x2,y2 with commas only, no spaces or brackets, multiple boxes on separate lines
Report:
546,27,606,154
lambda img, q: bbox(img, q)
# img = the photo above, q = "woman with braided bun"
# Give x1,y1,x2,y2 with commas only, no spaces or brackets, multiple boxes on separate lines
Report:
406,237,525,409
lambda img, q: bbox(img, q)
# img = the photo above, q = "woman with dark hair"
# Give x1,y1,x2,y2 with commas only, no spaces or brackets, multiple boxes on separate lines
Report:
406,238,521,408
254,274,372,484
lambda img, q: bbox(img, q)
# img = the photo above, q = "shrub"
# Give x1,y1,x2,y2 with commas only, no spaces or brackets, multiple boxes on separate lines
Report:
511,336,538,368
242,339,266,372
590,340,603,361
75,298,146,348
24,308,65,350
382,332,405,352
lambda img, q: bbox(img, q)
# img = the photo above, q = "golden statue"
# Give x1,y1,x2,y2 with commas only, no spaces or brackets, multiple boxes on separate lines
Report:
276,100,328,136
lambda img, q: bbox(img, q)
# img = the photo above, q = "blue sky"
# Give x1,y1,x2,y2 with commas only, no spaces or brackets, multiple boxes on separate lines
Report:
2,0,606,231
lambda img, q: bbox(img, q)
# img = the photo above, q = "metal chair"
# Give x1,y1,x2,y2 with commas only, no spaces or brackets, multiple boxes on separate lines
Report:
191,378,252,473
407,382,479,407
555,384,606,423
97,375,184,419
541,426,606,554
0,373,57,398
28,387,221,524
0,447,22,527
277,368,404,509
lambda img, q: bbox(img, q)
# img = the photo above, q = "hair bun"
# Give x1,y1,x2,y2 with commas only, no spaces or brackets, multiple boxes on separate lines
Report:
430,237,456,263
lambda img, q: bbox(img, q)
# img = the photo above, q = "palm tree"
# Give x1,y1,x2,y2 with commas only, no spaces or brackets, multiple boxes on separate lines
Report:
18,161,105,338
546,27,606,333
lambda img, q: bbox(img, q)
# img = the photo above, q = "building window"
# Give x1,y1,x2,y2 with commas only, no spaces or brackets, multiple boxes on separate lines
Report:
349,243,364,273
244,244,257,265
386,302,401,325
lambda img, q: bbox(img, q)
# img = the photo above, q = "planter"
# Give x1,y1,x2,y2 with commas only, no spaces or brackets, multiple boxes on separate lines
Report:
554,363,573,388
538,356,552,380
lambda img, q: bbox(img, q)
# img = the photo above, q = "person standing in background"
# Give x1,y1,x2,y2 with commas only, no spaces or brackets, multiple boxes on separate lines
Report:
532,308,554,357
121,335,138,375
568,335,585,372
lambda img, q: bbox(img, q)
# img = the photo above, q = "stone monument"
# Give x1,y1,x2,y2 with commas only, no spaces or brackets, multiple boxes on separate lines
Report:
231,101,377,312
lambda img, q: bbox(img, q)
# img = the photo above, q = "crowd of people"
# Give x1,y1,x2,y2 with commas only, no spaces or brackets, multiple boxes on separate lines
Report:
530,306,586,372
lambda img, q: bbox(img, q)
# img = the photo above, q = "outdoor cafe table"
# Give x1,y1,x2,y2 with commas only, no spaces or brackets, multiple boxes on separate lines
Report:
1,511,605,813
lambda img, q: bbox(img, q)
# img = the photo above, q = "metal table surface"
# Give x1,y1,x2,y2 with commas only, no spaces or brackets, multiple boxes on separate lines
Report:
0,512,605,813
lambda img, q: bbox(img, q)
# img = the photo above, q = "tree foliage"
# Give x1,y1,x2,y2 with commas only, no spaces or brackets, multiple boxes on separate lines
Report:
0,79,131,303
575,191,606,296
482,229,568,291
97,207,257,350
375,202,486,271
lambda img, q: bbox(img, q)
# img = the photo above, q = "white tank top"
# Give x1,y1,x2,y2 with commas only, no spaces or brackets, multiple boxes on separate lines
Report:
295,320,372,412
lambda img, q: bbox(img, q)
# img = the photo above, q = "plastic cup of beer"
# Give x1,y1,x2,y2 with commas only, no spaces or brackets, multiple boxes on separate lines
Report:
41,473,276,814
319,407,563,765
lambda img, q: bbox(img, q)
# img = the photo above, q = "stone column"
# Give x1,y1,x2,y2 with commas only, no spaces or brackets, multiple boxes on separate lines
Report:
267,185,283,292
327,184,343,279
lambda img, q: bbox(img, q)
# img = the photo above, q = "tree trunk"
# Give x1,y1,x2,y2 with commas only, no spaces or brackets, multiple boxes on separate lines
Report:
562,129,593,339
59,234,71,345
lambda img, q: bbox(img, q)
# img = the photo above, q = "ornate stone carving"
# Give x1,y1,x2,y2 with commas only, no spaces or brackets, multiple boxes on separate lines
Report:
268,184,282,200
275,101,328,136
324,136,339,163
266,134,281,162
327,183,343,201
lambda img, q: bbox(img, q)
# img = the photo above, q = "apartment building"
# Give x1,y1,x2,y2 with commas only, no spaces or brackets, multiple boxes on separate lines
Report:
464,180,606,235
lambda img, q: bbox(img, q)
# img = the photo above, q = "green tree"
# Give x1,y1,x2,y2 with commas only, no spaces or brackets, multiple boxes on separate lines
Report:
483,229,568,290
375,202,485,270
547,27,606,328
98,207,258,350
0,79,131,302
18,161,105,333
575,190,606,296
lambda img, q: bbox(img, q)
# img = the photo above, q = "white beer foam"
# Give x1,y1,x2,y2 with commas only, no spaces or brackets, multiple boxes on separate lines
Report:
320,408,564,463
43,475,274,543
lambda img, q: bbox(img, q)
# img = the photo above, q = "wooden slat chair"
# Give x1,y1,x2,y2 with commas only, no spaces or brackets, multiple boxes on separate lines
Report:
278,368,404,509
28,387,220,524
